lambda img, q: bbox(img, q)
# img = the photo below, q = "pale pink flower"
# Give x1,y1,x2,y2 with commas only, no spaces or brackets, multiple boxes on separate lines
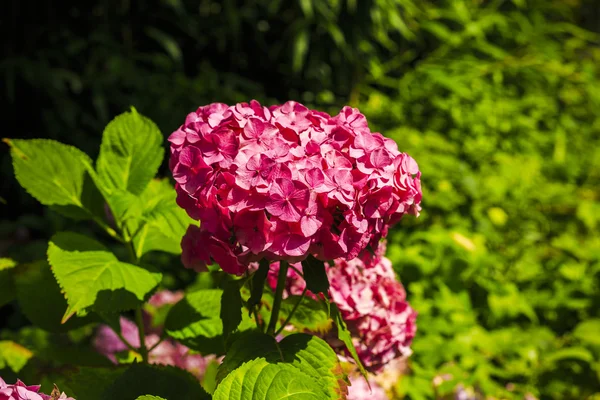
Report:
347,374,389,400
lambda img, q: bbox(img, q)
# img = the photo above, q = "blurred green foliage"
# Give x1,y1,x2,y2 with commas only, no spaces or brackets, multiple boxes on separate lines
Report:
1,0,599,399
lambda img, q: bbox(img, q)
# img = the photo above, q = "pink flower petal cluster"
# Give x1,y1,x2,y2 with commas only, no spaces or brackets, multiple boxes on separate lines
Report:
0,378,45,400
169,100,422,275
266,247,417,373
0,378,75,400
93,291,217,381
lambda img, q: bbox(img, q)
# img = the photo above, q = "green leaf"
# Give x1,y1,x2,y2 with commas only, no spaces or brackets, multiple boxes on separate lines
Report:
280,296,332,334
132,179,195,258
0,340,33,373
302,256,329,296
61,367,124,400
165,288,254,354
217,333,347,397
165,289,226,354
4,138,105,220
221,280,243,341
103,363,210,400
331,303,368,379
216,331,279,383
248,259,270,310
214,333,347,399
96,107,164,196
14,260,98,332
0,258,17,307
136,396,167,400
573,319,600,347
47,232,162,322
214,358,328,400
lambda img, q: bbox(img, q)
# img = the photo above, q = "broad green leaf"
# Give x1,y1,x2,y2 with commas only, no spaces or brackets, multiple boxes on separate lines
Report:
302,256,329,296
132,179,195,257
60,366,128,400
14,260,98,332
216,331,279,383
214,358,327,400
280,295,332,334
0,340,33,373
247,259,270,310
216,332,347,398
4,138,105,220
221,280,243,341
165,289,226,354
48,232,162,322
96,108,164,196
136,396,167,400
0,258,17,307
331,303,368,379
103,363,210,400
165,288,254,354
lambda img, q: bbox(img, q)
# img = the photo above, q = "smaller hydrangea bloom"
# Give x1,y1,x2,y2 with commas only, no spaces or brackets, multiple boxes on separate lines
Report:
148,290,184,308
264,246,417,373
0,378,44,400
347,374,389,400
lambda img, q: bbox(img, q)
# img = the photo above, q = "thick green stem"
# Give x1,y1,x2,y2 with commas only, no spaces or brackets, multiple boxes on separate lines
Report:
135,307,149,363
266,261,288,336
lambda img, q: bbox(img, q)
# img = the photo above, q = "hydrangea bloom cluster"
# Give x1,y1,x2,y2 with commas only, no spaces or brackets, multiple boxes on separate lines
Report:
169,100,422,275
93,291,216,381
0,378,74,400
265,247,417,373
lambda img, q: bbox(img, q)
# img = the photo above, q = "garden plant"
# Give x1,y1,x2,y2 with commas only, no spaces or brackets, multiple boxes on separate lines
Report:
1,101,421,399
2,1,600,399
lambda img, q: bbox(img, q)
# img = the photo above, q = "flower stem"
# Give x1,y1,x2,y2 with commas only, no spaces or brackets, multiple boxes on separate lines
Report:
135,307,149,363
266,260,288,336
275,286,307,337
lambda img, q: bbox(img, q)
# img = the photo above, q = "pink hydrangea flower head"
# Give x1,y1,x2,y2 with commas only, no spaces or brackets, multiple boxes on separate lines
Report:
170,101,422,275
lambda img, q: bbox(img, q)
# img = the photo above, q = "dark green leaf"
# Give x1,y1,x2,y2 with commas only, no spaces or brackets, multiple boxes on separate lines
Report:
248,259,270,310
302,256,329,296
14,260,98,332
221,280,243,342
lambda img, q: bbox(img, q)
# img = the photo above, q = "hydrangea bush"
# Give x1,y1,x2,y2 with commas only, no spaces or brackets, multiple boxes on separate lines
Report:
1,103,421,399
